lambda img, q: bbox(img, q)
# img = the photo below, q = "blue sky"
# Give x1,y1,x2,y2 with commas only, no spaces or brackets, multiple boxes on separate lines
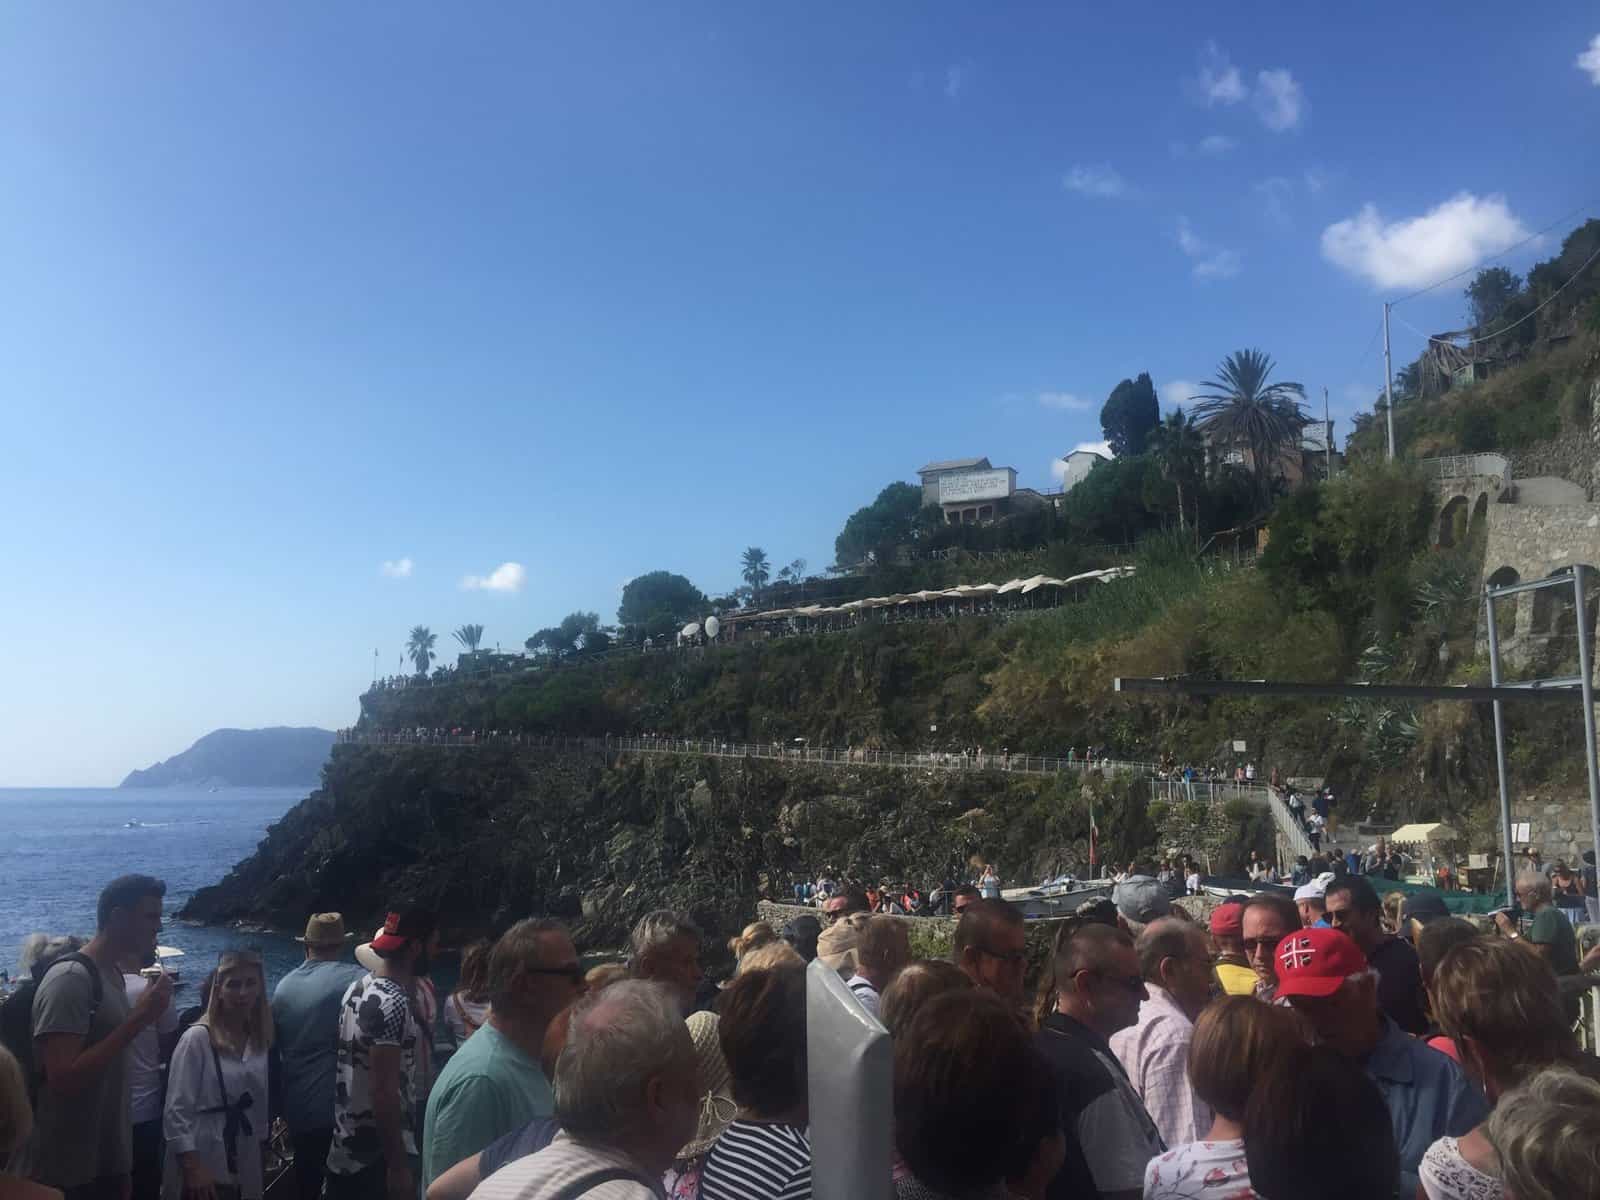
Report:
4,4,1599,785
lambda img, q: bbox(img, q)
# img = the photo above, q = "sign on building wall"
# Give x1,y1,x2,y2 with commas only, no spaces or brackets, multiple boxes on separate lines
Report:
939,468,1012,504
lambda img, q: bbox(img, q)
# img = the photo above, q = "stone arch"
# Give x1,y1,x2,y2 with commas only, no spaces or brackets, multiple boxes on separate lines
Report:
1469,491,1488,539
1486,566,1520,638
1437,494,1468,548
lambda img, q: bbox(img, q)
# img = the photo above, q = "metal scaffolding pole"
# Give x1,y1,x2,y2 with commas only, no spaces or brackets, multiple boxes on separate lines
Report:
1484,587,1517,908
1570,569,1600,893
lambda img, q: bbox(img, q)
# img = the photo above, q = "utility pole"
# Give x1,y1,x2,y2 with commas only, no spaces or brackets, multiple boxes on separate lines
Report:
1323,386,1332,479
1383,301,1396,461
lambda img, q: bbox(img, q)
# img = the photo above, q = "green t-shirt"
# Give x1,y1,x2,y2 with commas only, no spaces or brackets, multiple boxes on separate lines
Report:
1526,906,1580,976
421,1021,553,1187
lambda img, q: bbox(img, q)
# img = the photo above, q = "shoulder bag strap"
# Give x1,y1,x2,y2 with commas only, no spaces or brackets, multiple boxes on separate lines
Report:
198,1033,255,1180
544,1167,664,1200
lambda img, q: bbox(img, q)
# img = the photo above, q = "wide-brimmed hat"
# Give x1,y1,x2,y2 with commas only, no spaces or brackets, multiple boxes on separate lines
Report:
296,913,354,947
677,1011,736,1160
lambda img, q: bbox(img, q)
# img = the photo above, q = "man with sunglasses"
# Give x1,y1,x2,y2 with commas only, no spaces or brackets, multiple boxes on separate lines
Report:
1240,893,1299,1002
953,899,1028,1002
948,885,980,919
1035,923,1163,1200
421,919,583,1190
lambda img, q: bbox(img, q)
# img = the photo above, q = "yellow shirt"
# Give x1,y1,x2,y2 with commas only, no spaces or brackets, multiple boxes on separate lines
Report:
1216,961,1258,996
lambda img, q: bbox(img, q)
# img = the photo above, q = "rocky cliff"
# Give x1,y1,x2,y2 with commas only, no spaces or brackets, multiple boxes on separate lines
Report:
179,743,1150,946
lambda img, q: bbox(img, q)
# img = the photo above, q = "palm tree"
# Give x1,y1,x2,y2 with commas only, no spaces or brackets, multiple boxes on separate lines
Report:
406,625,437,676
453,623,484,653
1191,349,1308,507
1147,407,1205,534
741,547,771,600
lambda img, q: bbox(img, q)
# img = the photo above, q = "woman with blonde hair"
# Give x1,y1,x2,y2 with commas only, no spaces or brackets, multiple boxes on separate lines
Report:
163,951,274,1200
1419,937,1600,1199
726,921,778,962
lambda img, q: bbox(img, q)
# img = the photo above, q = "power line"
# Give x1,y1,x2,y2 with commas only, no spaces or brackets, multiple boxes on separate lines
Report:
1390,243,1600,348
1391,199,1595,306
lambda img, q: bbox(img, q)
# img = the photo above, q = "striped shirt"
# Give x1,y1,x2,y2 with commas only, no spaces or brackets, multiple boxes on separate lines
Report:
845,975,881,1018
698,1120,811,1200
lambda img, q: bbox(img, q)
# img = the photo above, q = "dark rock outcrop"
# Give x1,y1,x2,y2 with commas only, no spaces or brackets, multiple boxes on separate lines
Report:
179,744,1128,948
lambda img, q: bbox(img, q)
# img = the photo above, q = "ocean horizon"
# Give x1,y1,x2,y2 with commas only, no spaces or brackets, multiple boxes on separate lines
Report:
0,785,314,990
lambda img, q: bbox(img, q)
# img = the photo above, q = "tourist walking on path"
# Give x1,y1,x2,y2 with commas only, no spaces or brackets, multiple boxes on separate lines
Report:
468,981,698,1200
1270,925,1486,1196
325,908,437,1200
1324,877,1428,1034
272,914,365,1200
161,951,273,1200
23,874,174,1200
1034,923,1164,1200
1109,920,1214,1149
1142,996,1305,1200
422,920,583,1190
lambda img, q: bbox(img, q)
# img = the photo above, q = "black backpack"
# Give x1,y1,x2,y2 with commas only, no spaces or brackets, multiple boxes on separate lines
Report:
0,951,103,1104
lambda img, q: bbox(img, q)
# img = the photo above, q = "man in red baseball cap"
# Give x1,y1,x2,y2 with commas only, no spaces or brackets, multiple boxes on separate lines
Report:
1273,926,1486,1197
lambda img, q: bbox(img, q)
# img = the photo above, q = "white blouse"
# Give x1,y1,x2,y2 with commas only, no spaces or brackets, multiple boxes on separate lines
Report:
1419,1136,1502,1200
162,1024,271,1199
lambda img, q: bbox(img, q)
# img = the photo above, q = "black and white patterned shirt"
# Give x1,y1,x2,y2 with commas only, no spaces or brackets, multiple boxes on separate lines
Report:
699,1120,811,1200
326,974,420,1175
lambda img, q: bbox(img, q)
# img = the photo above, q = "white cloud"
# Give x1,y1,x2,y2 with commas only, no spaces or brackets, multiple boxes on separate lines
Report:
1256,176,1295,226
380,557,414,579
1170,134,1237,159
1253,68,1305,131
1192,41,1246,105
1176,217,1242,280
1320,192,1532,290
1303,166,1329,193
460,562,527,593
1063,163,1126,198
1038,391,1092,411
1051,441,1114,482
1579,34,1600,84
944,64,966,100
1160,379,1205,411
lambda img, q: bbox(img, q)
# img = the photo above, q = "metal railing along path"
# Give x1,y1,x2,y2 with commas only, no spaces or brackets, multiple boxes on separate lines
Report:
335,731,1288,803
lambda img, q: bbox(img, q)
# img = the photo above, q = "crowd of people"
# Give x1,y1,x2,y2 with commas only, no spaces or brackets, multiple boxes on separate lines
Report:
5,871,1600,1200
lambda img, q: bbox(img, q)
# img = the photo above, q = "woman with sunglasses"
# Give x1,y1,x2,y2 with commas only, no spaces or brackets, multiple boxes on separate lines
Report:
162,951,273,1200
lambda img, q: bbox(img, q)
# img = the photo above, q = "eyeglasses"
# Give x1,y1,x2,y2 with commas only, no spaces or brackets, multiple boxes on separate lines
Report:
1242,936,1284,954
1088,970,1146,994
953,904,974,917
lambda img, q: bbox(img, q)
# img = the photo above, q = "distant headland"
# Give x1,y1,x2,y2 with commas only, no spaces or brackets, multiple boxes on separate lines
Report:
120,726,334,789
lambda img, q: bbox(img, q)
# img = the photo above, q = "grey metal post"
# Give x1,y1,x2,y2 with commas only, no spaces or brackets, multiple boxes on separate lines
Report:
1570,569,1600,886
1383,301,1396,461
1484,587,1517,908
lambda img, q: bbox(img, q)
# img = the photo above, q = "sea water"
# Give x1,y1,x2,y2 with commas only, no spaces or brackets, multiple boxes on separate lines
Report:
0,786,309,990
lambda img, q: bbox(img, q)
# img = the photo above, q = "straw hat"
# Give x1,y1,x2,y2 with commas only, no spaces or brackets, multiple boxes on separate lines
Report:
296,913,354,947
677,1011,736,1160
